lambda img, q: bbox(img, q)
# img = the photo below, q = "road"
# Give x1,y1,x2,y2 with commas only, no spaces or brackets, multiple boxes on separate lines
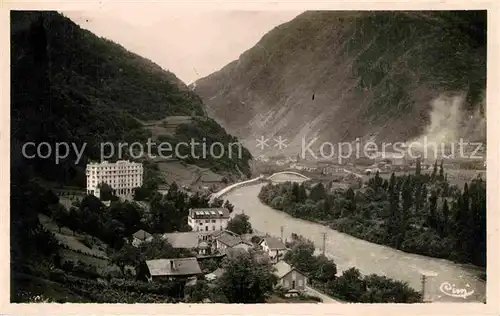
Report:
305,285,342,303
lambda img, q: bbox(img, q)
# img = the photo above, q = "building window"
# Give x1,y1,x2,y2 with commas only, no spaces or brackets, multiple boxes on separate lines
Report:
211,219,216,223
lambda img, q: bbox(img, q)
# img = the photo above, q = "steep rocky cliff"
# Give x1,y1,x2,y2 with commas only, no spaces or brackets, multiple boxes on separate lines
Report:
194,11,486,156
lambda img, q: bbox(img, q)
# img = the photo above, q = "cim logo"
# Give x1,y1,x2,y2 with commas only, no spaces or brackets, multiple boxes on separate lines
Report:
439,282,474,299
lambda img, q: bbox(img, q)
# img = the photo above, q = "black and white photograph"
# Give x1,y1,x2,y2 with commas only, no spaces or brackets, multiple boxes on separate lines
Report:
8,4,492,308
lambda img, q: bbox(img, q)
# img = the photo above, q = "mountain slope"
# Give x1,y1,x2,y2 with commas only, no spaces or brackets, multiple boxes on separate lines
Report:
11,11,252,186
194,11,486,156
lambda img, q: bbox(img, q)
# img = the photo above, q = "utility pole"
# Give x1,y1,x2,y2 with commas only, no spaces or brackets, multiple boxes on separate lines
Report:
421,274,427,302
280,226,284,242
322,232,327,255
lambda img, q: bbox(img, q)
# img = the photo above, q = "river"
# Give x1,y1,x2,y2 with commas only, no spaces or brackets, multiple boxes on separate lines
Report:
224,183,486,303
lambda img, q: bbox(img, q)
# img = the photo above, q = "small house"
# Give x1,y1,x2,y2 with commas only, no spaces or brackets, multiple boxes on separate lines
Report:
259,236,287,263
131,229,153,247
212,230,253,254
273,261,308,296
138,257,202,282
162,232,214,256
187,208,230,232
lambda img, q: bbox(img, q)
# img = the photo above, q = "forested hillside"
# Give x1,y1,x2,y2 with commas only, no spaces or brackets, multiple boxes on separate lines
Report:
11,11,251,186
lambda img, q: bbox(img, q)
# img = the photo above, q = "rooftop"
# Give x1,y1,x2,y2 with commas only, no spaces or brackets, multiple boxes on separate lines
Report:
145,257,202,276
189,208,230,219
132,229,153,241
261,236,286,250
273,261,294,278
216,231,245,247
162,232,201,249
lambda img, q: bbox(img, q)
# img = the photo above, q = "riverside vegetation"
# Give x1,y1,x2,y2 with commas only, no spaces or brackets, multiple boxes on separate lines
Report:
283,233,422,303
259,160,486,267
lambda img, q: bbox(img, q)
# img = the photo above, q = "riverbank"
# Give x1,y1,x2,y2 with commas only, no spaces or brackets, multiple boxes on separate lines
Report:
258,200,485,276
224,184,486,302
257,175,486,269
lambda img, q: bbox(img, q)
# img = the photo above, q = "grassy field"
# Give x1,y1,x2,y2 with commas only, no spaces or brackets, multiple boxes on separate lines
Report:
12,272,89,303
37,213,133,278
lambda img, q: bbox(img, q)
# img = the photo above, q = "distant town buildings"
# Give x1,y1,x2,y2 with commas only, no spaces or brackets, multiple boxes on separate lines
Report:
85,160,144,199
321,165,345,175
187,208,230,232
372,152,407,166
290,162,318,172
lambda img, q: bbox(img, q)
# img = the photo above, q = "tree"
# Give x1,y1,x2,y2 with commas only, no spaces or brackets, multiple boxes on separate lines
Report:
427,190,438,229
111,243,139,275
223,200,235,213
210,197,224,208
134,186,151,201
415,157,421,176
216,251,277,303
438,160,445,181
313,254,337,283
431,161,438,181
137,236,193,261
284,235,316,273
226,213,253,235
361,274,422,303
109,201,142,234
184,280,211,303
80,194,105,213
386,174,400,247
442,199,450,231
52,203,68,233
330,267,366,302
309,183,327,201
98,182,118,201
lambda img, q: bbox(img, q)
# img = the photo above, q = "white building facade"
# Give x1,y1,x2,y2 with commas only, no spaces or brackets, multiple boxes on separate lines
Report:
259,236,287,263
187,208,230,232
86,160,144,199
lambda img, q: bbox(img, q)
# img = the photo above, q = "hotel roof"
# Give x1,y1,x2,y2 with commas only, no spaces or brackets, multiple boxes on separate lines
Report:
189,208,230,219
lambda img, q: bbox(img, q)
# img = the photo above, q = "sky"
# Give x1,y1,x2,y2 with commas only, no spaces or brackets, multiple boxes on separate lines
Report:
64,9,302,84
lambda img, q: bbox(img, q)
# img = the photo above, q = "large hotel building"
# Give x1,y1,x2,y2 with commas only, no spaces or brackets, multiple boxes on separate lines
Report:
86,160,144,199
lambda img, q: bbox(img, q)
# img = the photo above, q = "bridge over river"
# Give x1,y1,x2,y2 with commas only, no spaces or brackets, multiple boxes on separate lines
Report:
217,176,486,303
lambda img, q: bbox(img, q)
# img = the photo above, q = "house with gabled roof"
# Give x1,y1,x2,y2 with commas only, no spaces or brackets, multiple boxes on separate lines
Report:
187,208,230,232
137,257,202,282
273,261,308,295
259,236,287,263
212,230,253,254
131,229,153,247
161,231,214,256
